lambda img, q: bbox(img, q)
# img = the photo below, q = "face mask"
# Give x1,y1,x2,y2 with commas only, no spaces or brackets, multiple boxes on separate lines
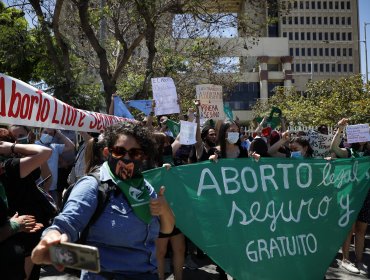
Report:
290,151,303,159
108,155,142,180
17,136,29,144
227,132,239,144
40,133,53,145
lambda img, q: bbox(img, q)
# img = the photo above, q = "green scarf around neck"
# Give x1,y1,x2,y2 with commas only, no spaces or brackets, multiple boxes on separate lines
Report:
104,162,152,224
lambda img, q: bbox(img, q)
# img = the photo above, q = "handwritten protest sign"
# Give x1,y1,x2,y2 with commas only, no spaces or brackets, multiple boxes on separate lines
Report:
196,84,225,121
307,130,334,158
144,157,370,280
346,124,370,144
151,77,180,116
179,120,197,145
0,73,135,132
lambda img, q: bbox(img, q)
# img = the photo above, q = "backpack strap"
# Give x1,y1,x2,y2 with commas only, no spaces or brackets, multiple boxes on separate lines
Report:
79,171,115,243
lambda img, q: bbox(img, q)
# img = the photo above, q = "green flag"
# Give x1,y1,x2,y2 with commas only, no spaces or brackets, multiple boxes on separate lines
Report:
166,119,180,137
223,104,233,121
144,157,370,280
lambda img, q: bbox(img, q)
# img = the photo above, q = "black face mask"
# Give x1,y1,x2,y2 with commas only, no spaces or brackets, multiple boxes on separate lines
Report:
107,155,142,180
205,138,216,147
163,145,173,156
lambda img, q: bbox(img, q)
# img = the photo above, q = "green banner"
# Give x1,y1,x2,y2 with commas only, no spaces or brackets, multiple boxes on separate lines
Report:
166,119,180,137
143,157,370,280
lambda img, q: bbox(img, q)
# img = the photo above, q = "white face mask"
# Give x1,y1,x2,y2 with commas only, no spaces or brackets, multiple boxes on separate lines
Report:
40,133,53,144
227,132,239,144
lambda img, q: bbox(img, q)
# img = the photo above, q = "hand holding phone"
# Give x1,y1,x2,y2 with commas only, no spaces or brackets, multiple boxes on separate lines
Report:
49,242,100,273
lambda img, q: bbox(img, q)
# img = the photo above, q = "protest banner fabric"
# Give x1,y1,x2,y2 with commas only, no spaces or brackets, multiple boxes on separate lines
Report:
196,84,225,121
0,73,135,132
151,77,180,116
307,130,334,158
144,157,370,280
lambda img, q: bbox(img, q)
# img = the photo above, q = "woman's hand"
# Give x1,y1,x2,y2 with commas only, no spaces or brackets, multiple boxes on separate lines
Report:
209,153,218,163
150,187,171,216
162,163,172,170
11,213,44,233
31,230,68,271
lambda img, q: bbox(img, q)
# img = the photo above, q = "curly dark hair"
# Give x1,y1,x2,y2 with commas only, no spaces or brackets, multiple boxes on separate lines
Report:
103,122,156,162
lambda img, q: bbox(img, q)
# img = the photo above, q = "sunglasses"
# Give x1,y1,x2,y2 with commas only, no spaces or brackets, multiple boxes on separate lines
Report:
110,146,145,160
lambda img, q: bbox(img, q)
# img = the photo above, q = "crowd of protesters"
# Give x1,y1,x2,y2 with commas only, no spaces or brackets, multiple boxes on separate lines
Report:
0,97,369,280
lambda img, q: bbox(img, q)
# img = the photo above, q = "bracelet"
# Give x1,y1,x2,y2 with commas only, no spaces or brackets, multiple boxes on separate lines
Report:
10,143,16,154
9,220,20,234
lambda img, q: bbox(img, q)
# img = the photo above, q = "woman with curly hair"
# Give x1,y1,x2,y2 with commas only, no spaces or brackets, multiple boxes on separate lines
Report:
31,123,175,280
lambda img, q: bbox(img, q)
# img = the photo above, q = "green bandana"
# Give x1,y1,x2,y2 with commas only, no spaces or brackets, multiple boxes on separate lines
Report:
104,162,152,224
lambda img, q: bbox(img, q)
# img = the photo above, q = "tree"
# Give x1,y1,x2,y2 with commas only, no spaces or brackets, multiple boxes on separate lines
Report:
251,75,370,126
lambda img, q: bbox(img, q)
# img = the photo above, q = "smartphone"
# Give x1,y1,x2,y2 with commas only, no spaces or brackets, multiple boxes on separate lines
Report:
49,241,100,273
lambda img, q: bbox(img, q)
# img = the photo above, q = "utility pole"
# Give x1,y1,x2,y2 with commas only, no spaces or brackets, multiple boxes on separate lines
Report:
364,22,369,83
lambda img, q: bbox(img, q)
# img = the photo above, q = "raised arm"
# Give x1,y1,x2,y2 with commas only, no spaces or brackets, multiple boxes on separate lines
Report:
55,130,75,153
268,130,290,157
330,118,349,158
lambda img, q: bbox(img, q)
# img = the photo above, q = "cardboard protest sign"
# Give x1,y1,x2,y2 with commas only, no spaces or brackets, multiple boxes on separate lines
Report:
144,157,370,280
179,120,197,145
0,73,135,132
196,84,225,121
307,130,334,158
346,124,370,144
151,77,180,116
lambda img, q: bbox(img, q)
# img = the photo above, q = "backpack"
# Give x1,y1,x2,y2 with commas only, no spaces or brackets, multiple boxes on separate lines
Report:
61,169,116,243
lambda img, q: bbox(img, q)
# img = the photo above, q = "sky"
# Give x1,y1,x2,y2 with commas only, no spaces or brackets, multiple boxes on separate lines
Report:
359,0,370,82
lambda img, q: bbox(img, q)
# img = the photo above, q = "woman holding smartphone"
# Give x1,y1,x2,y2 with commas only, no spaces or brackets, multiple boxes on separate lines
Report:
31,123,175,280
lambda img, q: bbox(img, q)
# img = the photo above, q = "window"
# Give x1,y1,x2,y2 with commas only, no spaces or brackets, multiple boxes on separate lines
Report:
306,1,310,9
341,17,345,25
313,32,317,40
319,48,323,56
314,63,318,72
307,32,311,40
323,2,327,9
283,32,287,37
347,1,351,9
330,17,334,25
319,32,322,40
332,64,336,73
313,48,317,56
336,32,340,41
326,64,330,72
308,62,312,72
295,17,298,24
331,48,335,56
282,17,286,24
348,33,352,41
295,32,299,40
335,1,339,9
337,48,341,56
318,17,322,24
308,48,312,56
335,17,339,25
329,2,333,9
312,17,316,24
344,64,347,72
320,64,324,72
296,64,301,72
341,1,345,9
324,17,328,24
289,32,293,40
349,48,352,56
318,1,321,9
290,48,294,56
302,48,306,56
342,33,346,41
337,64,342,72
300,1,304,9
343,48,347,56
306,17,310,24
349,64,353,72
294,1,298,9
300,16,305,24
288,17,292,24
311,1,315,9
324,32,329,40
325,48,329,56
330,32,334,40
347,17,351,25
302,63,307,72
296,48,300,56
301,32,305,40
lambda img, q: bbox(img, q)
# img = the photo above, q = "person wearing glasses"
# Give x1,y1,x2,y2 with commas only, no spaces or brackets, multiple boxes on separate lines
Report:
31,123,175,280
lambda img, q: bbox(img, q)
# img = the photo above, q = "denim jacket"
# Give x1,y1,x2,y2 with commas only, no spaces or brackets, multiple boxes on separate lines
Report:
46,163,160,279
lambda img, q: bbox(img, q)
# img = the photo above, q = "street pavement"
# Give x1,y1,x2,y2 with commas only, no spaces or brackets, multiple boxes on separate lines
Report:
40,231,370,280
